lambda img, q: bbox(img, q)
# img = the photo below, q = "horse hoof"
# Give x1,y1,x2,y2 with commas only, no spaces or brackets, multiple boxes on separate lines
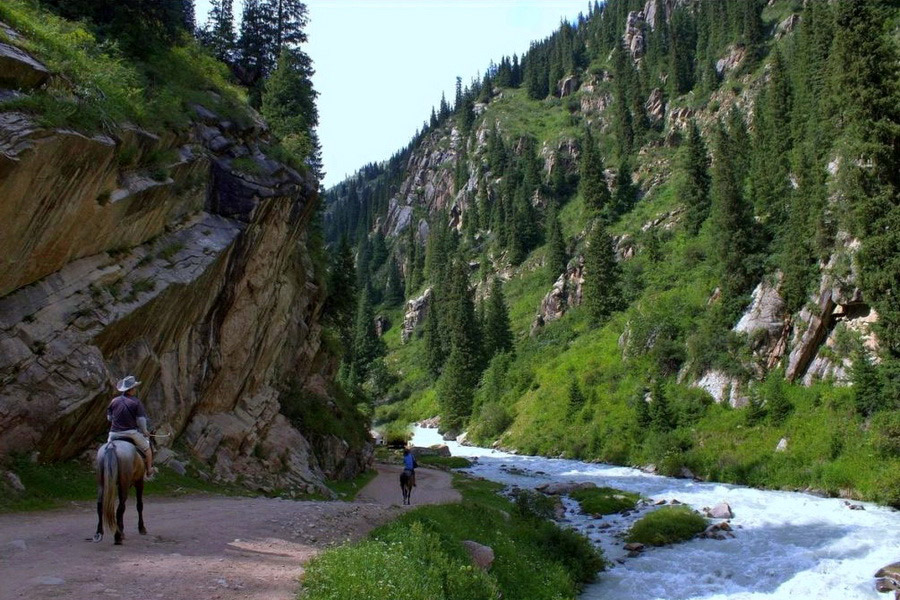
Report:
114,539,123,545
139,528,147,535
92,533,103,543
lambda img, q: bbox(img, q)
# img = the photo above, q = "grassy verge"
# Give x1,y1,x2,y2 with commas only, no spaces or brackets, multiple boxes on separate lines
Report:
626,506,707,546
416,456,473,470
325,469,378,501
0,454,252,513
569,487,640,516
299,474,604,600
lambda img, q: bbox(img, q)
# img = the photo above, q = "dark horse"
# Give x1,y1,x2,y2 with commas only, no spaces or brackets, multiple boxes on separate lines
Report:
93,440,148,545
400,468,413,505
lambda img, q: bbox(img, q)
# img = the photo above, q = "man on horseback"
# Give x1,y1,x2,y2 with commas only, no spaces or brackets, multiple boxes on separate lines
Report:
403,447,417,487
107,375,155,480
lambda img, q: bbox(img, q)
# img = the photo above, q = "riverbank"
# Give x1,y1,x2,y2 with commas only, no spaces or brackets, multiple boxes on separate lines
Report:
299,474,603,600
412,427,900,600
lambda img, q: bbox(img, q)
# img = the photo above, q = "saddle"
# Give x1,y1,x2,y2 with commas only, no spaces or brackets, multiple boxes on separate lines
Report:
109,435,147,461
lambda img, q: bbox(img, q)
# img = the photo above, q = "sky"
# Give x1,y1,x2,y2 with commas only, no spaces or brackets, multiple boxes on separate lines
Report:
196,1,591,188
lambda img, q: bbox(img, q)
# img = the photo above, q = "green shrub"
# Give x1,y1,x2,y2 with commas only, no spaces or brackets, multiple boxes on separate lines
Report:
381,422,412,447
871,411,900,458
570,486,640,515
626,506,707,546
510,488,557,521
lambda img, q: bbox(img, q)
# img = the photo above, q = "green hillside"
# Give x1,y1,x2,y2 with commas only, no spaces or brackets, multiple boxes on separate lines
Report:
324,0,899,505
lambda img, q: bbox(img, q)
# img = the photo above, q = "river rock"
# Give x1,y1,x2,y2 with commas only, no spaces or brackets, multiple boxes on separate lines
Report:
410,444,451,458
705,502,733,519
536,481,597,495
624,542,645,552
462,540,495,570
875,562,900,598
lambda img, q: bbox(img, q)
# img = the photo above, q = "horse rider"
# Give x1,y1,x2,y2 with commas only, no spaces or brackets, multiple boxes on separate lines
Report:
107,375,156,480
403,447,417,487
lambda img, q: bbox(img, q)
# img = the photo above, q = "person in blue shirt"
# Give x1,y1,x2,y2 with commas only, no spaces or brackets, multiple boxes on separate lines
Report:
403,447,417,487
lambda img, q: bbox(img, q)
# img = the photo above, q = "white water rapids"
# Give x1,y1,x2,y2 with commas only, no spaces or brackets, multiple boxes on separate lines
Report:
411,427,899,600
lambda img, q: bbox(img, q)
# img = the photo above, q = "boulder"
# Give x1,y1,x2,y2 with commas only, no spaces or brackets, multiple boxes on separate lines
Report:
776,14,800,39
775,437,788,453
558,75,578,97
374,314,389,337
876,562,900,598
402,288,433,342
532,258,584,333
0,42,50,89
410,444,451,458
4,471,25,493
461,540,495,570
705,502,733,519
715,45,747,76
624,542,645,552
417,416,441,429
536,481,597,495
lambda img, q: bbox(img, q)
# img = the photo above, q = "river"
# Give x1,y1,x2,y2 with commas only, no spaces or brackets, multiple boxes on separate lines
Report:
411,427,899,600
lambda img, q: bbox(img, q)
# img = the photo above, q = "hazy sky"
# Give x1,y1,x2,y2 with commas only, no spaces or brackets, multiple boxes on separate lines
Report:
196,1,590,188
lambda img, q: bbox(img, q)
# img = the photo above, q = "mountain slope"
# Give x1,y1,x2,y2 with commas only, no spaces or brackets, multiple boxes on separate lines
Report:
326,0,899,504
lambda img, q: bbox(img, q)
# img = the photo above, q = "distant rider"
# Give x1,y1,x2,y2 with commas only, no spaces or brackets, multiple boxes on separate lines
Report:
107,375,155,480
403,447,418,487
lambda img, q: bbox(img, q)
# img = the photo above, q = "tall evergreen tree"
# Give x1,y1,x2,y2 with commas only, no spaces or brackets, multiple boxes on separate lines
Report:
261,47,321,176
424,305,445,379
710,121,758,307
384,257,404,306
609,158,636,221
202,0,235,62
545,201,567,283
649,379,673,432
348,287,385,385
676,121,711,235
579,129,611,220
325,236,357,348
484,278,514,358
583,222,622,324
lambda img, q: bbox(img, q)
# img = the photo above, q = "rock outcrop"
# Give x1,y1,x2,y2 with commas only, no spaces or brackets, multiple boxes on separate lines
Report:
532,258,584,333
623,11,647,60
402,287,433,342
0,30,370,492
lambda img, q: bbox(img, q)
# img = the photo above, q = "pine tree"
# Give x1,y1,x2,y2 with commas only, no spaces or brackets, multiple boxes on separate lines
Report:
710,121,757,308
202,0,236,62
583,222,622,324
484,278,514,358
579,129,611,220
325,236,357,348
749,48,792,232
237,0,275,104
568,378,587,415
424,305,445,378
262,47,320,175
437,346,476,431
384,258,404,306
609,158,636,221
852,349,885,417
649,379,673,432
676,121,711,235
348,287,385,385
634,390,652,429
545,201,567,283
268,0,308,52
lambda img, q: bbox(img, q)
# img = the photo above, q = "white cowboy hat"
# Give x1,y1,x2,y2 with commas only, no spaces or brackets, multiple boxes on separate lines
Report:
116,375,141,392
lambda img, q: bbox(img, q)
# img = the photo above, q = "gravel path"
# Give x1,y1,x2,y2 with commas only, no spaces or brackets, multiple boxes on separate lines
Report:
0,465,458,600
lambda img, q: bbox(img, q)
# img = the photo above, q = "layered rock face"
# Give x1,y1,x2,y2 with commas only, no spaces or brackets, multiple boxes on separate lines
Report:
0,42,369,493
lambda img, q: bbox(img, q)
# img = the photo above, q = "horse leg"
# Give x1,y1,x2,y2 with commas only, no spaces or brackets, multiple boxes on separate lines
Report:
136,478,146,535
94,487,104,542
114,485,127,545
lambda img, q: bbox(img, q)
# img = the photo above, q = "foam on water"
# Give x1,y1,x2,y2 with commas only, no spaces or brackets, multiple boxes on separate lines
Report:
411,427,900,600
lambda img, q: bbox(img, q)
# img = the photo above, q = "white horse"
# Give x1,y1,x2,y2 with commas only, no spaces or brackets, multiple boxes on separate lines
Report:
93,440,148,545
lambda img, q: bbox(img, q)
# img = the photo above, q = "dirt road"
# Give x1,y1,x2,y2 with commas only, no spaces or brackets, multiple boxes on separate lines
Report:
0,465,458,600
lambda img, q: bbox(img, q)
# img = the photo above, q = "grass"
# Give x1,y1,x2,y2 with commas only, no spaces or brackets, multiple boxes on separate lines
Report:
569,487,640,516
299,473,604,600
0,453,252,513
626,506,708,546
416,456,473,470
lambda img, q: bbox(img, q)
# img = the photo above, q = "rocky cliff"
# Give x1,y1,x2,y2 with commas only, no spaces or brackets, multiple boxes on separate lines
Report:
0,33,370,494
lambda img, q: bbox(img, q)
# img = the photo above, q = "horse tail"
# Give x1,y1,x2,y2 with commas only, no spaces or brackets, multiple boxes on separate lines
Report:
102,444,119,534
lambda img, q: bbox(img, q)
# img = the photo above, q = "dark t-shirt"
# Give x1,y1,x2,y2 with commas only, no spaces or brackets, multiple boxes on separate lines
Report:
107,394,147,432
